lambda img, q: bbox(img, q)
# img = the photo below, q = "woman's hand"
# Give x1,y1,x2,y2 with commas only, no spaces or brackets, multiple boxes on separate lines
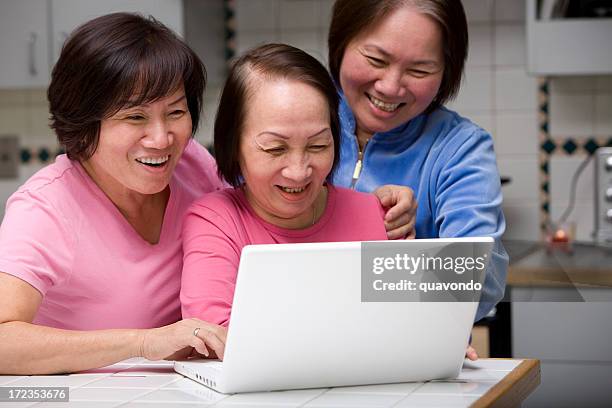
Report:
139,318,227,361
373,185,417,239
466,345,479,361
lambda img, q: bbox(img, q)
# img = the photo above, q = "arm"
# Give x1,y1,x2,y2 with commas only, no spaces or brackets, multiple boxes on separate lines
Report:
373,185,417,239
181,199,243,327
434,131,508,321
0,272,226,375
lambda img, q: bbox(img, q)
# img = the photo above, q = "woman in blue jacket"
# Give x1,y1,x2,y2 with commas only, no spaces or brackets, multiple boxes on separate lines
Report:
328,0,508,336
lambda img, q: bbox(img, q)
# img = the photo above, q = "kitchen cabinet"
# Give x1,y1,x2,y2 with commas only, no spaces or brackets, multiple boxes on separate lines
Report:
527,0,612,75
0,0,183,89
0,0,50,88
508,242,612,406
50,0,183,62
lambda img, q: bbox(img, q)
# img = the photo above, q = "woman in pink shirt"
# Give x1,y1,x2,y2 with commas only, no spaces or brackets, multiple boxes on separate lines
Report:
182,44,392,330
0,13,229,375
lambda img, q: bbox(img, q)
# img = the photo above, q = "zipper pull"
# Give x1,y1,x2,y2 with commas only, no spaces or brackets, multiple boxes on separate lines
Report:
350,139,368,189
350,158,362,189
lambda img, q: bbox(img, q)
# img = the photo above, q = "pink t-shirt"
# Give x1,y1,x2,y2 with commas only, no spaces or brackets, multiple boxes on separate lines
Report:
181,185,388,326
0,140,225,330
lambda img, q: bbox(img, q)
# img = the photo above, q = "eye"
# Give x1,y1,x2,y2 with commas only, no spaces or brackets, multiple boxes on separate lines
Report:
169,109,186,118
308,144,330,152
262,146,286,156
125,114,145,121
366,56,386,67
409,69,433,78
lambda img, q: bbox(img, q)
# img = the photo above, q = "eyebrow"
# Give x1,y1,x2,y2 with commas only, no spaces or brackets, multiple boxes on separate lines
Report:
124,95,186,108
363,45,441,67
168,95,187,105
256,128,331,140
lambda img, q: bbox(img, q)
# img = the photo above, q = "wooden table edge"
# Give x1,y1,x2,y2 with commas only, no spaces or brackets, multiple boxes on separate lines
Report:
470,359,541,408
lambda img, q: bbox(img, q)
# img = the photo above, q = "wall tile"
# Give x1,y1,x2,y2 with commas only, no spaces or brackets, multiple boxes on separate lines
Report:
235,0,278,31
494,68,537,110
0,90,27,106
595,94,612,136
467,25,493,67
26,105,52,139
464,112,495,140
495,112,538,156
0,107,28,136
319,0,334,29
550,76,598,93
494,24,525,67
549,155,596,207
279,0,319,30
494,0,526,23
280,30,324,61
447,67,493,112
236,30,279,56
26,89,48,105
502,203,541,240
549,93,594,137
463,0,493,23
497,157,539,204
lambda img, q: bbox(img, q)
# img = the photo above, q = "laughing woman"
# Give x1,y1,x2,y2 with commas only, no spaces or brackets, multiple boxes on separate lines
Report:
181,44,388,328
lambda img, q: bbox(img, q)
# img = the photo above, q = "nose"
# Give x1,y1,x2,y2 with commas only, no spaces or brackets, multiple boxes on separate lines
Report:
142,119,173,149
281,153,312,182
374,69,407,99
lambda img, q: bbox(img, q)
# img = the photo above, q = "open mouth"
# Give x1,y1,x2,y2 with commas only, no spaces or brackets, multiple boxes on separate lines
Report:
276,184,308,194
366,94,404,113
135,155,170,168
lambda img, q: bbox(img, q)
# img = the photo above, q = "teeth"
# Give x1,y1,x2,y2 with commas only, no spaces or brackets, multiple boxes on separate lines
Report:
280,186,305,193
136,155,169,165
369,95,400,112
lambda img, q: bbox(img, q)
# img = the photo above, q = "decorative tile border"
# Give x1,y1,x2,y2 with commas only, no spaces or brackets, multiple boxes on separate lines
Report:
537,76,612,234
19,147,64,164
224,0,236,67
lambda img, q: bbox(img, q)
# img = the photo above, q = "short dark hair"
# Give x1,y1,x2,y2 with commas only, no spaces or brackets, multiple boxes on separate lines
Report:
214,43,340,187
48,12,206,161
328,0,468,111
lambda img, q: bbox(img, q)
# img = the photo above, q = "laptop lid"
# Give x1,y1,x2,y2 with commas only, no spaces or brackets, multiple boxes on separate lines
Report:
178,237,494,393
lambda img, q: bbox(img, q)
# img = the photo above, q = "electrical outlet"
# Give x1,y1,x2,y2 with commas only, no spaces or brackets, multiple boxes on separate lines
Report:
0,135,19,179
594,147,612,245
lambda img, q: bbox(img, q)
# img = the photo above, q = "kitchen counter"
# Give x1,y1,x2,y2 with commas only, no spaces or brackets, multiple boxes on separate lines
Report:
505,240,612,288
0,358,539,407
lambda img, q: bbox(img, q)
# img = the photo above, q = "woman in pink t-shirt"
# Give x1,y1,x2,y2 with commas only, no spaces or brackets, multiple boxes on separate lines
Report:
0,13,229,375
181,44,402,335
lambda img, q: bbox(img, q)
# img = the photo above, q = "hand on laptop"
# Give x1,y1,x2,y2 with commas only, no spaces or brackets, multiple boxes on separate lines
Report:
466,345,479,361
373,185,417,239
138,318,227,361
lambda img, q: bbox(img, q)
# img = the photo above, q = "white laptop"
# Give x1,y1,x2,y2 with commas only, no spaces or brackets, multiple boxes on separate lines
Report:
175,237,494,394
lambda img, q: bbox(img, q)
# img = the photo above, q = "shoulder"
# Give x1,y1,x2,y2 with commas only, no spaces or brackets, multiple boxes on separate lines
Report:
330,185,384,215
427,107,493,146
186,188,244,221
7,155,84,214
173,139,226,196
423,107,495,163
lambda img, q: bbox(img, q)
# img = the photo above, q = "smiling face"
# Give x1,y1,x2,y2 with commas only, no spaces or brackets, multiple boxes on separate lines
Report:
339,5,444,145
81,87,192,201
239,78,334,229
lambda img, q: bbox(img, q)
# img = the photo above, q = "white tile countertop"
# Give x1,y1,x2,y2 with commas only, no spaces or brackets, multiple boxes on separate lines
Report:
0,358,540,407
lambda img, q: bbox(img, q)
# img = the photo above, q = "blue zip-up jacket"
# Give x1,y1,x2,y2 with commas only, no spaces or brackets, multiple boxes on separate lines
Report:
332,95,508,322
